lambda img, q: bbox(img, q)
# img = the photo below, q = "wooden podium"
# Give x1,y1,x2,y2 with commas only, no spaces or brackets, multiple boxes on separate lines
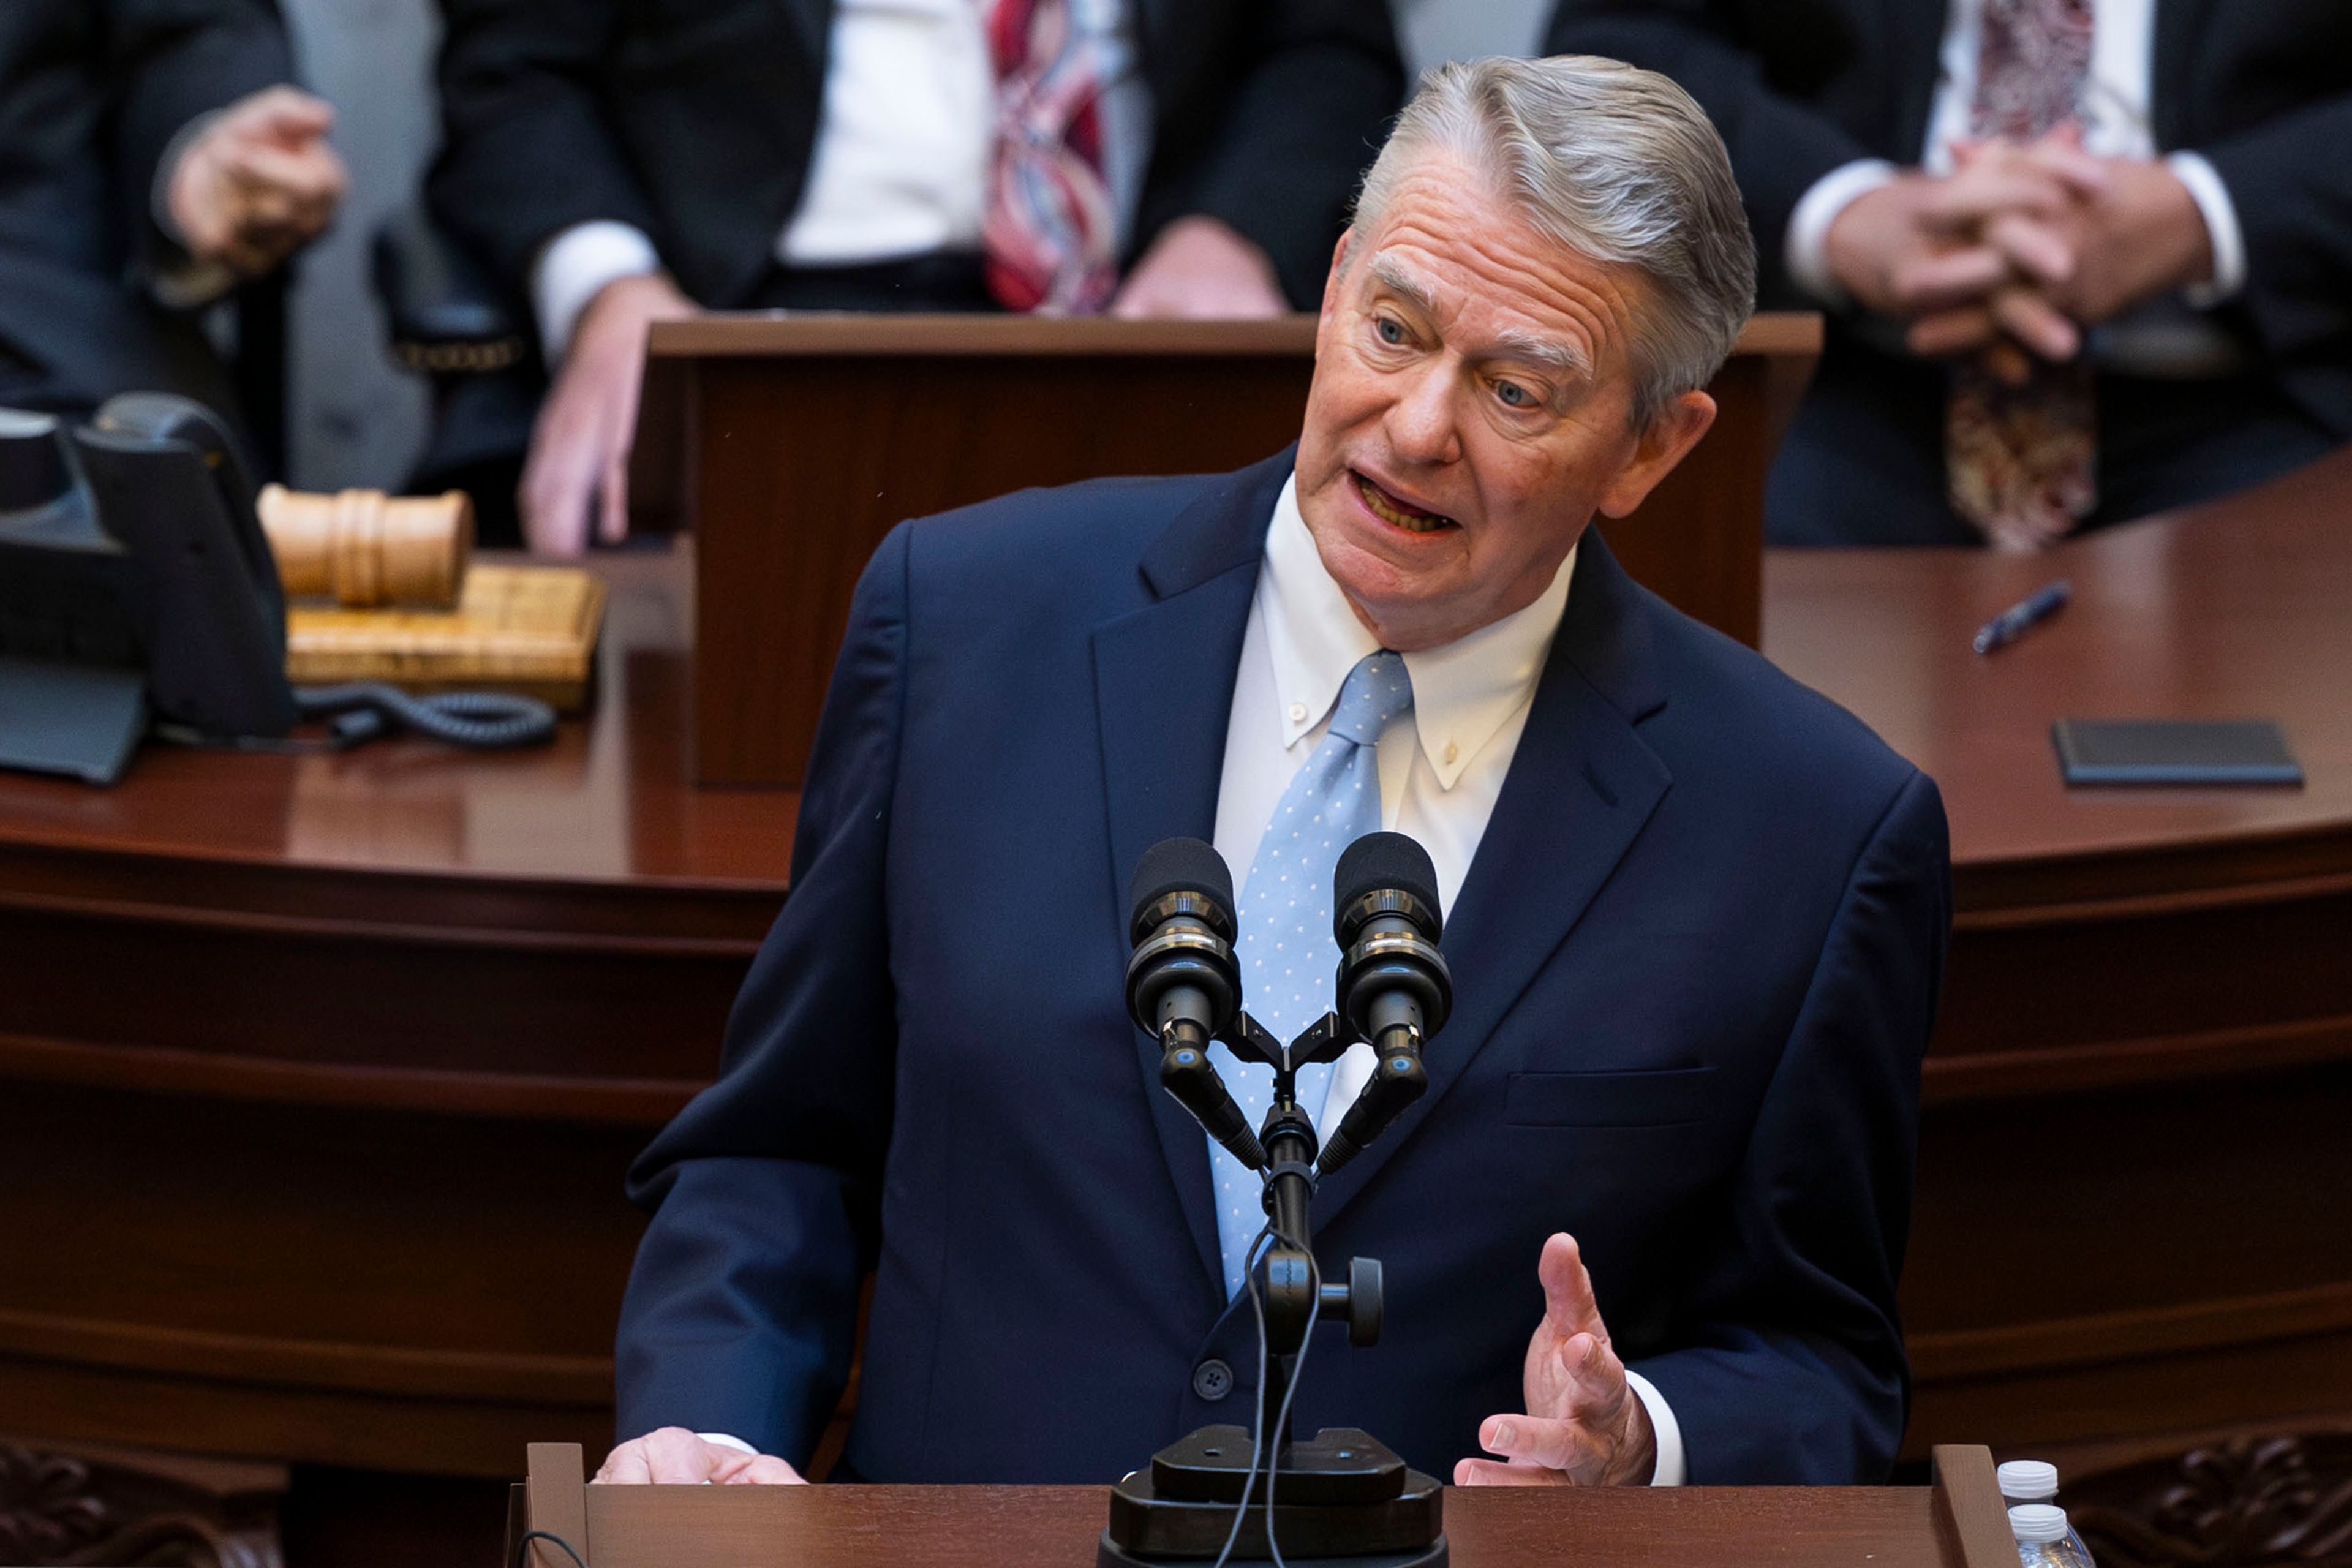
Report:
513,1441,2021,1568
636,312,1821,787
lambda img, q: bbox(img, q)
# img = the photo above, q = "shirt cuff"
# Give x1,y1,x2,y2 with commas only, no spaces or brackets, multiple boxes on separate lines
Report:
2164,151,2247,307
696,1431,758,1455
147,111,239,309
533,220,663,363
1623,1370,1686,1487
1784,159,1902,309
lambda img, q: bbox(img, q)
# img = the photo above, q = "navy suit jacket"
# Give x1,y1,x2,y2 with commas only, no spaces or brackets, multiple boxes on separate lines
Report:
617,448,1951,1485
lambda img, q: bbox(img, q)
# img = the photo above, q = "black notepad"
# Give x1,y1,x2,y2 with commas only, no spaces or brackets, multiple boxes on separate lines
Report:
2052,718,2304,787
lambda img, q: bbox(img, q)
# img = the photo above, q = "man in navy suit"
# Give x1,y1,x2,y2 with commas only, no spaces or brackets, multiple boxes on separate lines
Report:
604,54,1950,1491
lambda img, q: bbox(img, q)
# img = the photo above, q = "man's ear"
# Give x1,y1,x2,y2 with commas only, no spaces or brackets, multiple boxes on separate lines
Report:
1596,390,1717,520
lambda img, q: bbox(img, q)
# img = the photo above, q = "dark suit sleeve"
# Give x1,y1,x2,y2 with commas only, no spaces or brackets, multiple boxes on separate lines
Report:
2194,96,2352,366
1627,768,1949,1483
428,0,660,297
614,522,912,1464
104,0,296,249
1146,0,1403,309
1541,0,1878,292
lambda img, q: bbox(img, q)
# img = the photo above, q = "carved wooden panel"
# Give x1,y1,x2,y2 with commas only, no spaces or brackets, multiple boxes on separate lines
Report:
2070,1434,2352,1568
0,1441,282,1568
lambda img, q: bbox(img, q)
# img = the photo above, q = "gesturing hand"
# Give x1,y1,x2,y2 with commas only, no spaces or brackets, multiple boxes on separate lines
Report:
167,86,348,277
1455,1232,1656,1488
594,1427,806,1485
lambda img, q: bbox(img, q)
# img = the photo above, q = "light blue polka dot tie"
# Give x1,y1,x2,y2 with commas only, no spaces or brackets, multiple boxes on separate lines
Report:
1210,650,1415,1299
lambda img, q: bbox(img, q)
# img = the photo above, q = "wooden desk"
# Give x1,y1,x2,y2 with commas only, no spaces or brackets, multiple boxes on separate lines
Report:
0,549,791,1484
4,450,2350,1562
639,312,1822,786
516,1441,2021,1568
1765,445,2352,1471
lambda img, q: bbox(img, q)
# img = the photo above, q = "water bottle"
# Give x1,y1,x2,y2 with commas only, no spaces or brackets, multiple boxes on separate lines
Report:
2010,1504,2094,1567
2000,1459,2094,1563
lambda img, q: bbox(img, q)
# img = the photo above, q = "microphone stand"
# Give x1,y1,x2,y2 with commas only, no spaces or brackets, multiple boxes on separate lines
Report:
1100,1009,1447,1568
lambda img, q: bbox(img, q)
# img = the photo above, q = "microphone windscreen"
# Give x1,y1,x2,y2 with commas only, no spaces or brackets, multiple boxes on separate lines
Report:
1129,836,1235,937
1333,831,1442,941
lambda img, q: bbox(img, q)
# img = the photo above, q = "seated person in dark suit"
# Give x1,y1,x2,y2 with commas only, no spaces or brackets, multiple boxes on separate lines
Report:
0,0,344,427
597,55,1950,1492
428,0,1405,556
1544,0,2352,548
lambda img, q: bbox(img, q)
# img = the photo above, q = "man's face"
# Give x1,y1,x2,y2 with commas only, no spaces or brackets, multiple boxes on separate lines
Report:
1295,153,1715,651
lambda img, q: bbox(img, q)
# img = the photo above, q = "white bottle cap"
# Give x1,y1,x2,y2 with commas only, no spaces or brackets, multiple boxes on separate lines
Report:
1999,1459,2060,1500
2010,1504,2070,1544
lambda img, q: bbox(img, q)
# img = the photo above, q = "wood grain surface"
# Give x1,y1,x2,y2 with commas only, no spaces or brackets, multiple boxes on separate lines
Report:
1766,446,2352,886
1765,445,2352,1461
283,564,606,709
537,1443,2016,1568
576,1482,1957,1568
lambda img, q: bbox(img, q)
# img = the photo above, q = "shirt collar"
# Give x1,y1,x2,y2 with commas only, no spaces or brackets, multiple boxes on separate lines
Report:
1259,473,1577,791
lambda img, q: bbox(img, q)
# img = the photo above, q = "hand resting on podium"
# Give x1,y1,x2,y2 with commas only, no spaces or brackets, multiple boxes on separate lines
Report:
1457,1233,1659,1488
521,219,1285,559
594,1427,805,1485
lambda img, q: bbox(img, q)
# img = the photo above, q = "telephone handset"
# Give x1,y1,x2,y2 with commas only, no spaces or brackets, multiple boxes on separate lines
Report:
72,393,300,739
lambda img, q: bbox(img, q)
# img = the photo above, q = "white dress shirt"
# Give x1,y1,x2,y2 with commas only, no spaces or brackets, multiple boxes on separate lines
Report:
706,476,1690,1485
1205,475,1687,1487
1784,0,2247,369
533,0,1150,360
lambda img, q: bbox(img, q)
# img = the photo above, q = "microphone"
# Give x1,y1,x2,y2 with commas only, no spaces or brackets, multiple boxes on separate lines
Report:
1319,832,1453,1176
1125,837,1265,1170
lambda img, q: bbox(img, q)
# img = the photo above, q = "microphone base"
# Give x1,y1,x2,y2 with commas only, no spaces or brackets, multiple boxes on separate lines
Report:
1102,1425,1444,1566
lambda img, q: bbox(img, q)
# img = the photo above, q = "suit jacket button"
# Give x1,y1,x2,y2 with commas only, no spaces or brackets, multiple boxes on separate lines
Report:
1192,1359,1234,1401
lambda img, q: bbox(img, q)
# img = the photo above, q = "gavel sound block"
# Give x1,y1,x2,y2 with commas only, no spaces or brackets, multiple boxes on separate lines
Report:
259,488,608,712
257,484,473,608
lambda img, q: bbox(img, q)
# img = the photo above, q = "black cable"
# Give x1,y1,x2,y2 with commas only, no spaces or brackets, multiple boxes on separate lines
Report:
294,681,557,748
1210,1224,1278,1568
512,1529,587,1568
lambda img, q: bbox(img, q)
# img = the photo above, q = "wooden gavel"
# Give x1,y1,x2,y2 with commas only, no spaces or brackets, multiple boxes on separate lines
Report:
256,485,474,608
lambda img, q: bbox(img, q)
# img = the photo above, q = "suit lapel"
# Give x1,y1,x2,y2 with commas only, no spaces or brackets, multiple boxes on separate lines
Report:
1093,450,1294,1299
1314,528,1674,1230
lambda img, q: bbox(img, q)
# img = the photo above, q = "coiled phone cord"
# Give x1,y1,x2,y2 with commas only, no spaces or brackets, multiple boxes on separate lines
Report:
293,681,557,749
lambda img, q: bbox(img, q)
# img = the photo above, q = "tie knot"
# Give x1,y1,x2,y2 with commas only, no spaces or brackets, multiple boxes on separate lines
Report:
1327,651,1414,747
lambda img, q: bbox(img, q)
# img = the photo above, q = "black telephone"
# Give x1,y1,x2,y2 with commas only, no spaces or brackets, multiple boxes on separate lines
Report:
1,393,552,785
0,395,295,780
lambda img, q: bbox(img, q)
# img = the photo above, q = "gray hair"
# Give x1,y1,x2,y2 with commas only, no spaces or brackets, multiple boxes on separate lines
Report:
1352,55,1757,429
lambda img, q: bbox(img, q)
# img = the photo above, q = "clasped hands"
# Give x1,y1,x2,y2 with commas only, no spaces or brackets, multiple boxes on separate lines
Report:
594,1230,1659,1490
1823,126,2215,385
